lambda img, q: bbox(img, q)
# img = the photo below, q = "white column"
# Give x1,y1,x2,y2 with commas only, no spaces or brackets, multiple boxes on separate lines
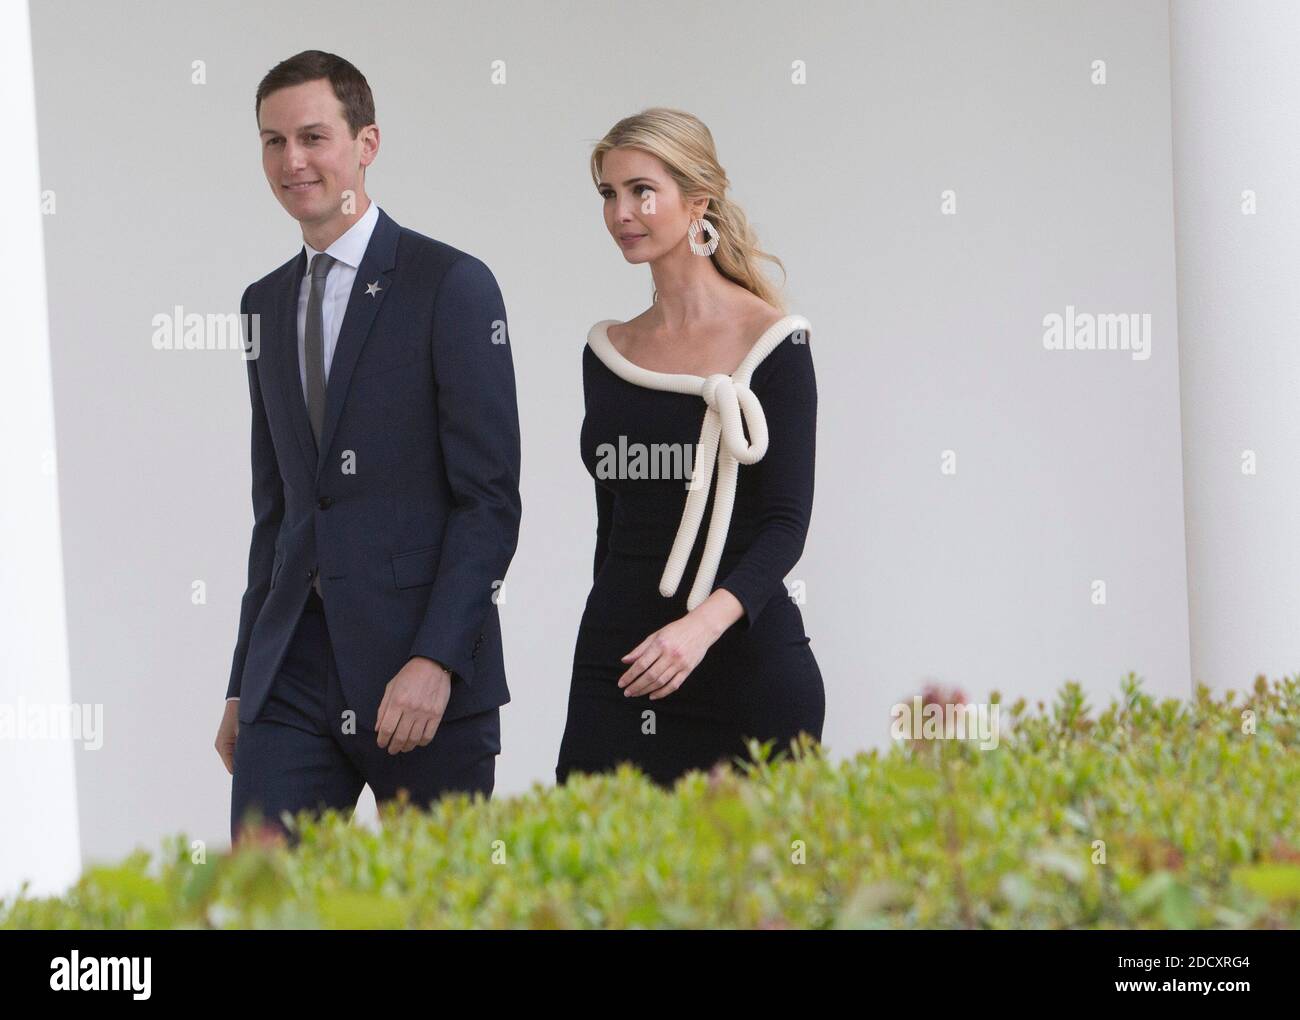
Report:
0,0,82,898
1171,0,1300,692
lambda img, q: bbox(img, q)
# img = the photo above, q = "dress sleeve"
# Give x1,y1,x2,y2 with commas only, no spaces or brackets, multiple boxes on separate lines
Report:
715,332,817,629
593,479,613,583
584,343,615,584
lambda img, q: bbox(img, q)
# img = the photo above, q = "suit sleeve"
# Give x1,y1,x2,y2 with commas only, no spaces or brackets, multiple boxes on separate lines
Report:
227,285,285,699
715,334,817,629
408,256,522,682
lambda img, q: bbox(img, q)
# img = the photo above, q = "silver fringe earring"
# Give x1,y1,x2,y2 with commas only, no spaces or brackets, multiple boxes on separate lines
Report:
688,217,720,256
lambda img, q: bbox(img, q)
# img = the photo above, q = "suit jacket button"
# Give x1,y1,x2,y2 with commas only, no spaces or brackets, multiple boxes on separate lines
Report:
317,496,335,509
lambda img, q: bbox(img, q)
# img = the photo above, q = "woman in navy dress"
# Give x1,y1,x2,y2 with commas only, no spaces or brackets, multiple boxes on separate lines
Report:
556,108,824,788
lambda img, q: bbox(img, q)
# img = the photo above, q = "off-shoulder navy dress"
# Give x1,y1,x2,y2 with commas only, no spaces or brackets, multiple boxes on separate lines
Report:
555,316,825,787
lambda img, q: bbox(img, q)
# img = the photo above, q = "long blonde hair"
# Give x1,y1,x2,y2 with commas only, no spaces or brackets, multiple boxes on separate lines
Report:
590,107,787,312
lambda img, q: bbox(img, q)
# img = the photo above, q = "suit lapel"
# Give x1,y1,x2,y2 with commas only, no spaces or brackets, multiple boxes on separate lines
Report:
314,207,400,479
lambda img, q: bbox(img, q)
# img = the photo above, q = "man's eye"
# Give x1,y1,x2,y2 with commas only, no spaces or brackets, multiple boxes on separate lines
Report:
265,138,281,147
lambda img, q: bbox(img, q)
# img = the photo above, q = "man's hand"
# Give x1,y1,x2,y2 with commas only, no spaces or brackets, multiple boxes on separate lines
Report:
376,657,452,754
215,700,239,775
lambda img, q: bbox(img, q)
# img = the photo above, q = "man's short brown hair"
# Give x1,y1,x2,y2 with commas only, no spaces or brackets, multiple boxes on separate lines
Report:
255,50,375,137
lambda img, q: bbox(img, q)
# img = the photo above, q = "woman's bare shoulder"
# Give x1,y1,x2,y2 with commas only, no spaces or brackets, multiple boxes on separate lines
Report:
606,308,657,355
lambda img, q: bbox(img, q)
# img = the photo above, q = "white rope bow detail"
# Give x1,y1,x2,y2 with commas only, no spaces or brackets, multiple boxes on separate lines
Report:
586,315,811,610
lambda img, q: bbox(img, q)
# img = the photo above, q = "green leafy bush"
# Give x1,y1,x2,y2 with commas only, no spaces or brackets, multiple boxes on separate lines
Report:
4,674,1298,929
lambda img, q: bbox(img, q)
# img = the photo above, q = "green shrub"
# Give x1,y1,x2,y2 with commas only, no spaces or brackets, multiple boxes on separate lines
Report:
4,674,1298,929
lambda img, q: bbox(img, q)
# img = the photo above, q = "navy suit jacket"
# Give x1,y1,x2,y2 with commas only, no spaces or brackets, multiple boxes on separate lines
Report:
227,206,522,730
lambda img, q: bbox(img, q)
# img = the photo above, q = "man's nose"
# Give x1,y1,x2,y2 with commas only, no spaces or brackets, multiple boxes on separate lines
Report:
282,141,308,170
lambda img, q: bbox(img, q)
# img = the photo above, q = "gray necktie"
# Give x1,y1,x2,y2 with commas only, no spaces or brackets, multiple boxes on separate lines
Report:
304,252,336,449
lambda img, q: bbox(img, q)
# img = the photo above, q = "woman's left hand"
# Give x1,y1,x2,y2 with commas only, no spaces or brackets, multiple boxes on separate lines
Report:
618,613,721,700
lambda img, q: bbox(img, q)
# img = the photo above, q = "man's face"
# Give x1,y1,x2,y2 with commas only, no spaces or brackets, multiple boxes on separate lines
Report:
257,79,375,227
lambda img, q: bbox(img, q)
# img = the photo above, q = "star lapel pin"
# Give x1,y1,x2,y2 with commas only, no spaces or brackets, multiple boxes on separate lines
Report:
365,280,383,297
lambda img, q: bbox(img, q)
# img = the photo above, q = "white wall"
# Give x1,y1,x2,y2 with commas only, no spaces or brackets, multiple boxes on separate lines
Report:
1171,0,1300,693
13,0,1210,888
0,0,82,898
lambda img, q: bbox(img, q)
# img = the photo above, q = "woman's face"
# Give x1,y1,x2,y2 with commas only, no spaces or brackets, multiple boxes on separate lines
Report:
598,147,706,264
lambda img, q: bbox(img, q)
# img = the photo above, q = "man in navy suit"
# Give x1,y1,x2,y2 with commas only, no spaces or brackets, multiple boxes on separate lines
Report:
214,51,521,844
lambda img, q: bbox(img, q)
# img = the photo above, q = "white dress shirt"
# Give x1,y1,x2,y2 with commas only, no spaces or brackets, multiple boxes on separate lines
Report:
226,200,380,705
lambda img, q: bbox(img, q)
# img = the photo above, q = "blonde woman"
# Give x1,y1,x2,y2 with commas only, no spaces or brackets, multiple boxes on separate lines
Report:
556,108,824,787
